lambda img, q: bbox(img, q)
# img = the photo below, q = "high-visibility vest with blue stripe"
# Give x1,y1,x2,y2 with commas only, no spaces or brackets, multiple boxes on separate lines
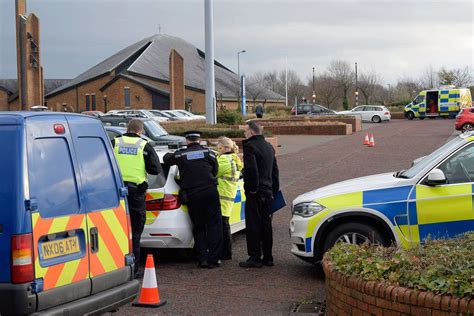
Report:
217,153,243,217
114,136,147,185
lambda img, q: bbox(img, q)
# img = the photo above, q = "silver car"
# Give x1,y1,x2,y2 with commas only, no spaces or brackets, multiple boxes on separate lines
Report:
338,105,391,123
107,109,170,122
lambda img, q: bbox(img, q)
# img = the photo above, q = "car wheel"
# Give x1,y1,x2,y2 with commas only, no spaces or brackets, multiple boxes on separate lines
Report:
322,222,387,254
462,123,474,133
372,115,381,123
406,111,415,120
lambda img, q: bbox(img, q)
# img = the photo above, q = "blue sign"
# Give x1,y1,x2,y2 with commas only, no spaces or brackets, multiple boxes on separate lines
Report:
241,75,246,116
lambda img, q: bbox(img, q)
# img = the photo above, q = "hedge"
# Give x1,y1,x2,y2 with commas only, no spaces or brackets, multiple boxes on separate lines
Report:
325,233,474,298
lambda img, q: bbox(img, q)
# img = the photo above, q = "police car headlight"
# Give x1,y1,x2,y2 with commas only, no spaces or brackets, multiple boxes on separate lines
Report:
292,202,325,217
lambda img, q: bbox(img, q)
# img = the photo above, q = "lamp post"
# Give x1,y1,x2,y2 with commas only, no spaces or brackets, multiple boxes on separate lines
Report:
205,0,216,124
355,62,358,107
312,67,316,104
237,49,246,110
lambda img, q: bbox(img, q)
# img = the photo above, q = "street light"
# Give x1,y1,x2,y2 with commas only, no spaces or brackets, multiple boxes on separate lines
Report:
237,49,246,109
312,67,316,104
355,62,358,107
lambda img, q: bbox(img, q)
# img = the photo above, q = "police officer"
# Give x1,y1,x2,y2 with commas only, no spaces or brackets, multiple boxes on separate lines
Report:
112,119,161,276
163,131,223,268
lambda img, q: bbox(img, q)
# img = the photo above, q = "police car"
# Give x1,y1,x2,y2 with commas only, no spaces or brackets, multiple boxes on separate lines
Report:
105,126,246,249
290,132,474,263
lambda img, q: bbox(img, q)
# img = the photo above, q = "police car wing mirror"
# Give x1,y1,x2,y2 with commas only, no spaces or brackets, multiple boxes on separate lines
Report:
425,169,447,186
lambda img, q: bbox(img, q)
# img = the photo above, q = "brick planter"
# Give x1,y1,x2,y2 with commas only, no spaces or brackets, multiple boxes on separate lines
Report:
262,123,352,135
322,259,473,316
257,116,361,132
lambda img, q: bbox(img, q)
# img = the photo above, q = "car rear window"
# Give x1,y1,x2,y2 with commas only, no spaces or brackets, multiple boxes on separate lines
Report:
147,164,169,189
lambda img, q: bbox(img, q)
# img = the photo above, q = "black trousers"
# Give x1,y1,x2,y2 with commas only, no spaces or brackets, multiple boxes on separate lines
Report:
126,186,146,271
187,187,223,264
244,192,273,261
221,216,232,259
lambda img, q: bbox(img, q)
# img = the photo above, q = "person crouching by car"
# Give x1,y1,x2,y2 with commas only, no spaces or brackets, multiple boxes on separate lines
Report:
216,137,243,260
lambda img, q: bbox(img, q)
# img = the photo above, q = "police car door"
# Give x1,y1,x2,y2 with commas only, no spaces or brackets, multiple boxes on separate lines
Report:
26,115,91,308
67,116,132,294
410,143,474,243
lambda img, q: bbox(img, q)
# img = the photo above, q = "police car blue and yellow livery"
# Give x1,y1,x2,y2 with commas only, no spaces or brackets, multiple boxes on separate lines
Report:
405,87,472,120
290,132,474,263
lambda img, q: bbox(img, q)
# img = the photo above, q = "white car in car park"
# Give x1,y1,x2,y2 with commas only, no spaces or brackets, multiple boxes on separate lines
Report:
107,109,170,122
105,126,246,249
173,110,206,121
338,105,391,123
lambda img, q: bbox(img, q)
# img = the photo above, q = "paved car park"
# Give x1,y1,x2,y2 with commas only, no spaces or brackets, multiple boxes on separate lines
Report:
118,119,457,315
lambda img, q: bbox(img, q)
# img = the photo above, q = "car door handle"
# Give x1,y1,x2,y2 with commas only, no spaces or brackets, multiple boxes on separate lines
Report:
90,227,99,253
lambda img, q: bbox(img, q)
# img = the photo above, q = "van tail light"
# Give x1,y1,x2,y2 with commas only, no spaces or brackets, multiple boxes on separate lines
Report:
146,194,181,211
126,215,133,253
11,233,34,284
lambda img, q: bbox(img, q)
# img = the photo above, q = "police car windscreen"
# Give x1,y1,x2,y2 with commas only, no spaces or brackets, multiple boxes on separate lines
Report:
144,120,168,137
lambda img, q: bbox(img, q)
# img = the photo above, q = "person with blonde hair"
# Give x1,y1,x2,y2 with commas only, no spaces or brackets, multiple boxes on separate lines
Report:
216,137,243,260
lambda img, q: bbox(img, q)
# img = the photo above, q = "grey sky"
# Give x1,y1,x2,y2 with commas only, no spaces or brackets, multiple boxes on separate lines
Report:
1,0,473,85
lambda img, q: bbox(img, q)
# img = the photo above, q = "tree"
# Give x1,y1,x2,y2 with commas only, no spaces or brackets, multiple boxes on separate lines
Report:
420,65,438,89
247,71,270,104
313,75,340,109
327,60,354,108
357,70,382,104
438,67,472,87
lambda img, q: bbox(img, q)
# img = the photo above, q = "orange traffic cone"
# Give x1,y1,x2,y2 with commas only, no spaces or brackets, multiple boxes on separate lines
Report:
368,134,375,147
133,254,166,308
363,133,370,145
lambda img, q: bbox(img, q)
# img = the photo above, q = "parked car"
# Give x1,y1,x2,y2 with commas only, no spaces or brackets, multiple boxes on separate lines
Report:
82,110,104,117
161,110,193,121
0,112,138,315
290,131,474,264
455,107,474,133
103,126,246,249
338,105,391,123
291,103,335,115
172,110,206,121
107,109,169,122
99,115,185,146
148,110,179,121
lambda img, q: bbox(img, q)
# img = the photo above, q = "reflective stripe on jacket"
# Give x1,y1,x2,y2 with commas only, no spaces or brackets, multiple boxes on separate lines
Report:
114,136,147,185
217,153,243,217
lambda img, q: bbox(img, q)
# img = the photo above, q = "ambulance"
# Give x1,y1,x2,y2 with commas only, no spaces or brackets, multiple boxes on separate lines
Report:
0,112,138,315
405,87,472,120
290,132,474,264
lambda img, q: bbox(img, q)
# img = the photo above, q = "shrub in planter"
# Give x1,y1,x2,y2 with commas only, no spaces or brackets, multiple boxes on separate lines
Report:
325,232,474,298
217,110,244,125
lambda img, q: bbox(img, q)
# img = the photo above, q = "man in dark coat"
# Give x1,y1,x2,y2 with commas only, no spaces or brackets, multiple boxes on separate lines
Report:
239,120,279,268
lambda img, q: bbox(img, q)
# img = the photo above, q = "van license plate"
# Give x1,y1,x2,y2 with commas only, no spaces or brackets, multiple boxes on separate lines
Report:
41,237,80,260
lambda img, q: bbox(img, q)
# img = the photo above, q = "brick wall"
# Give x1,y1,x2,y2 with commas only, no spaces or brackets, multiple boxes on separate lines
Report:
263,123,352,135
0,91,9,111
323,259,474,316
258,116,361,133
169,49,185,110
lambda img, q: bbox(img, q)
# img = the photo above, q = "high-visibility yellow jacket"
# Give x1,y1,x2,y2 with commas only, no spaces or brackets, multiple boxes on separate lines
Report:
217,153,243,217
113,136,147,185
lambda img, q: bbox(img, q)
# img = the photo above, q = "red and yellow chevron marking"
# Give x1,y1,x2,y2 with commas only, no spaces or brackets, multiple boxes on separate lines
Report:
32,212,89,291
145,191,164,225
87,200,129,278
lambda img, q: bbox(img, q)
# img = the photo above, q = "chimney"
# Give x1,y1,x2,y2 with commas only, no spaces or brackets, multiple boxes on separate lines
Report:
169,49,184,110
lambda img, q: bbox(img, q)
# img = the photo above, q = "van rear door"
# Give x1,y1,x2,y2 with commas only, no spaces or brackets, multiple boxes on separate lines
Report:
26,115,91,311
66,115,133,294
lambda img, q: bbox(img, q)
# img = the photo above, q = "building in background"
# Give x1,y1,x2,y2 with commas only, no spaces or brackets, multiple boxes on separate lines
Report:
44,34,284,113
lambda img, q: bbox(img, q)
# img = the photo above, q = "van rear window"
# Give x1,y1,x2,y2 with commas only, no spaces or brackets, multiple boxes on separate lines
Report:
29,138,80,217
75,137,120,211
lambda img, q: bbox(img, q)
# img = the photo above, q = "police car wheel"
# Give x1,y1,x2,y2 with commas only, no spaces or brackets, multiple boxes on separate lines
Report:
462,123,473,133
372,115,381,123
322,223,386,254
406,112,415,120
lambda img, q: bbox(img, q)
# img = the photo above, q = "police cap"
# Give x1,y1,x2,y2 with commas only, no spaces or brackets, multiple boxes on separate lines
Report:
184,130,202,139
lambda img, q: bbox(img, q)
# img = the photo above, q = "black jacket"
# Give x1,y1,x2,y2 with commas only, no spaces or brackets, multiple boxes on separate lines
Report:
243,135,279,195
163,142,218,192
111,133,162,188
